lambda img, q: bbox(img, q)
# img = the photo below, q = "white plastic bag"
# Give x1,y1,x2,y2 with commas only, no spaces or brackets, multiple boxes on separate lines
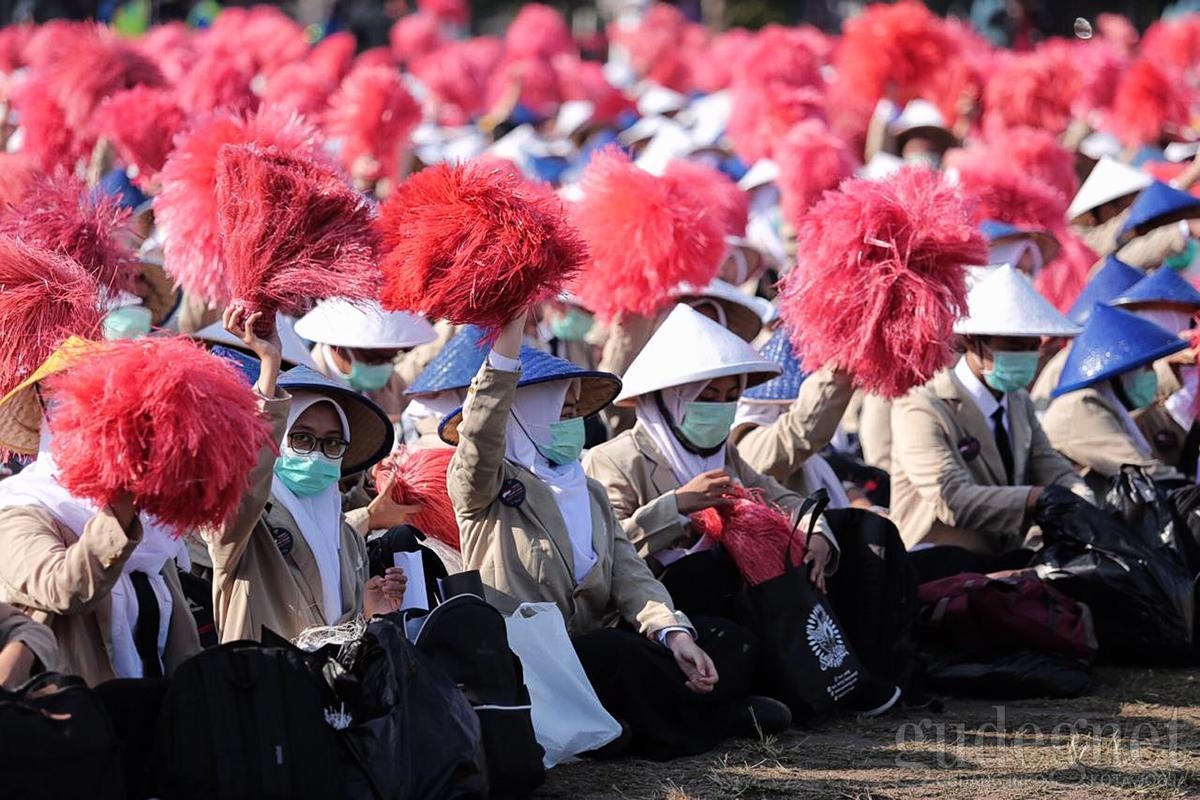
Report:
503,602,622,767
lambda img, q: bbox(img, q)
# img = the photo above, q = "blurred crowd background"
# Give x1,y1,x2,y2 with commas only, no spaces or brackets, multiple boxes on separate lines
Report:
3,1,1195,44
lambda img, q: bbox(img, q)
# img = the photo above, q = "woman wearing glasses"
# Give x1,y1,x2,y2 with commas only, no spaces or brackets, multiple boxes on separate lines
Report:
206,308,413,643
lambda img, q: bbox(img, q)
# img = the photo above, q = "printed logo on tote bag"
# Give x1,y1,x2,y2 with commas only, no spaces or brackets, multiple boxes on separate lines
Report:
806,606,849,671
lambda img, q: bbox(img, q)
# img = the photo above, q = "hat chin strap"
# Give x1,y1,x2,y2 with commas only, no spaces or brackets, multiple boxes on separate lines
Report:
653,390,725,457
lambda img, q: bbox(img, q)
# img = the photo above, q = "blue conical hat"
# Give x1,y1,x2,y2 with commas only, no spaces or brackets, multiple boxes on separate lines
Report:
1066,256,1144,324
405,325,490,396
1111,266,1200,311
1053,304,1188,397
743,327,807,402
1116,180,1200,245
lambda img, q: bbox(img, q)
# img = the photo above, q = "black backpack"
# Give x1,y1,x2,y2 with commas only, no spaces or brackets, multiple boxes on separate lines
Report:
154,641,344,800
0,673,124,800
407,594,545,796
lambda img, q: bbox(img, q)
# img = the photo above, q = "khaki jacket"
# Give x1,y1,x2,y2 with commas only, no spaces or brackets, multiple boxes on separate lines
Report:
311,344,410,422
890,370,1088,554
0,506,199,686
1044,387,1184,482
731,367,855,494
1029,345,1070,413
583,420,836,568
204,395,371,643
0,601,60,674
1075,211,1185,267
858,393,895,473
448,364,688,638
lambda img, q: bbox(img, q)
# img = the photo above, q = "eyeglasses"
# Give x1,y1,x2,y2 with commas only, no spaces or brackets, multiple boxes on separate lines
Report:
288,431,349,459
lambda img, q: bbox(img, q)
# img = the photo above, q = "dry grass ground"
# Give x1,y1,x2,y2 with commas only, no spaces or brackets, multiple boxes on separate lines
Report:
535,666,1200,799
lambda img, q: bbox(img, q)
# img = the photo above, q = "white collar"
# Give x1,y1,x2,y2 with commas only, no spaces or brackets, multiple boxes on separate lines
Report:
954,356,1009,422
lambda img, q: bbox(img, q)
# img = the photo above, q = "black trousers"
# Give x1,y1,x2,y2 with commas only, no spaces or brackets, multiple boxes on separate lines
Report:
572,616,756,761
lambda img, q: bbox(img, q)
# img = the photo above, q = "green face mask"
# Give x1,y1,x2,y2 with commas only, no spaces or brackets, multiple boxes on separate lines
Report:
103,305,153,340
982,350,1040,394
345,357,394,392
274,450,342,496
538,416,586,465
1165,238,1199,271
1123,369,1159,410
679,401,738,449
548,308,594,342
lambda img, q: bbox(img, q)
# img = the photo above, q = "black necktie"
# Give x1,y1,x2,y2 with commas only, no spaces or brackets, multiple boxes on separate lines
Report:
129,571,164,679
991,406,1015,486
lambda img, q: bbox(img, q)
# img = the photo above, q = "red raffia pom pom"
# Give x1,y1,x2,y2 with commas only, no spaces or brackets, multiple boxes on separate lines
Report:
325,64,422,183
372,447,459,549
377,159,585,335
984,127,1078,201
1035,230,1097,314
306,31,358,84
389,13,445,66
776,119,859,224
1109,58,1192,148
982,49,1080,137
662,158,748,238
689,486,805,587
0,173,137,294
157,107,325,304
92,87,188,188
45,337,274,535
260,63,336,120
0,153,39,208
0,236,103,393
951,159,1067,229
505,3,575,62
42,25,165,132
779,166,986,399
568,146,726,322
216,143,380,322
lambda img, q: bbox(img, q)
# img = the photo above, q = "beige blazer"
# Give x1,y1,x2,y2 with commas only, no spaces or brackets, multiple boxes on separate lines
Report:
1029,345,1070,413
0,505,199,686
731,367,855,494
448,363,688,638
858,393,895,473
205,395,371,643
1043,387,1184,482
890,369,1088,554
0,601,60,674
1075,210,1186,267
583,420,836,569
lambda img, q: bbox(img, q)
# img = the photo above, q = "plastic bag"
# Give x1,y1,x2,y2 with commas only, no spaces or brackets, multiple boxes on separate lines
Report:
503,603,622,767
1032,479,1195,664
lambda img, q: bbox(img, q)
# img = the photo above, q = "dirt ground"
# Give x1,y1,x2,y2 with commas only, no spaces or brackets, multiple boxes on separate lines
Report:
535,666,1200,799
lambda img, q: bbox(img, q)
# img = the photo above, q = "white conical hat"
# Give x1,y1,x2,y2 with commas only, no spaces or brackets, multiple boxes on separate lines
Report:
888,99,950,137
193,313,319,369
674,279,770,342
634,119,693,176
1067,156,1152,222
953,264,1082,338
857,152,904,182
613,304,780,406
554,100,596,138
294,299,437,350
637,84,688,117
737,158,779,191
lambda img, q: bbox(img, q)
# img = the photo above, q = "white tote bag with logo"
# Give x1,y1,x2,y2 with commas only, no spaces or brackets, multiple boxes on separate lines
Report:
503,602,622,767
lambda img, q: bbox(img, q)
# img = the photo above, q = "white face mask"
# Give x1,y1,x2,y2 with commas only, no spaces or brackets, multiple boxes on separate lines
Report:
1135,308,1193,336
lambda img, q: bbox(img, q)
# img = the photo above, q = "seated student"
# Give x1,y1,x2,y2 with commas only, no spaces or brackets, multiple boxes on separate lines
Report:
979,221,1060,279
1110,267,1200,475
0,339,201,686
204,309,411,643
583,305,836,578
295,299,438,423
445,309,788,761
1067,157,1185,267
730,327,857,505
0,602,60,689
890,266,1091,581
1043,304,1188,490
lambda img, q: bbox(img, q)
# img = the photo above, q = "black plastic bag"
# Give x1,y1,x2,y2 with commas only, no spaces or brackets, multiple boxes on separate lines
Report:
331,616,488,800
1032,480,1195,664
925,651,1090,699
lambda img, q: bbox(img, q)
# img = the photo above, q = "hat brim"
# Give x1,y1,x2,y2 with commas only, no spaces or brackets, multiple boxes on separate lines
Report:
0,338,102,454
277,378,395,475
614,364,780,408
438,372,621,446
895,125,959,153
677,293,766,343
990,230,1062,265
1052,338,1188,397
1117,206,1200,246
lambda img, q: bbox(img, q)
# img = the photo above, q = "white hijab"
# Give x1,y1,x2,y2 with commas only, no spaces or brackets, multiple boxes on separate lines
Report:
401,390,465,445
270,392,350,625
989,239,1043,276
506,377,597,583
734,398,851,508
0,427,185,678
635,379,728,484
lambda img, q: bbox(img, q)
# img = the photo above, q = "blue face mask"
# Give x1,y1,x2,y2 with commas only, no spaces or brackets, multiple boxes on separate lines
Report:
548,308,594,342
679,401,738,449
982,350,1040,394
538,417,586,465
103,305,153,340
274,450,342,496
1123,369,1159,410
345,357,394,392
